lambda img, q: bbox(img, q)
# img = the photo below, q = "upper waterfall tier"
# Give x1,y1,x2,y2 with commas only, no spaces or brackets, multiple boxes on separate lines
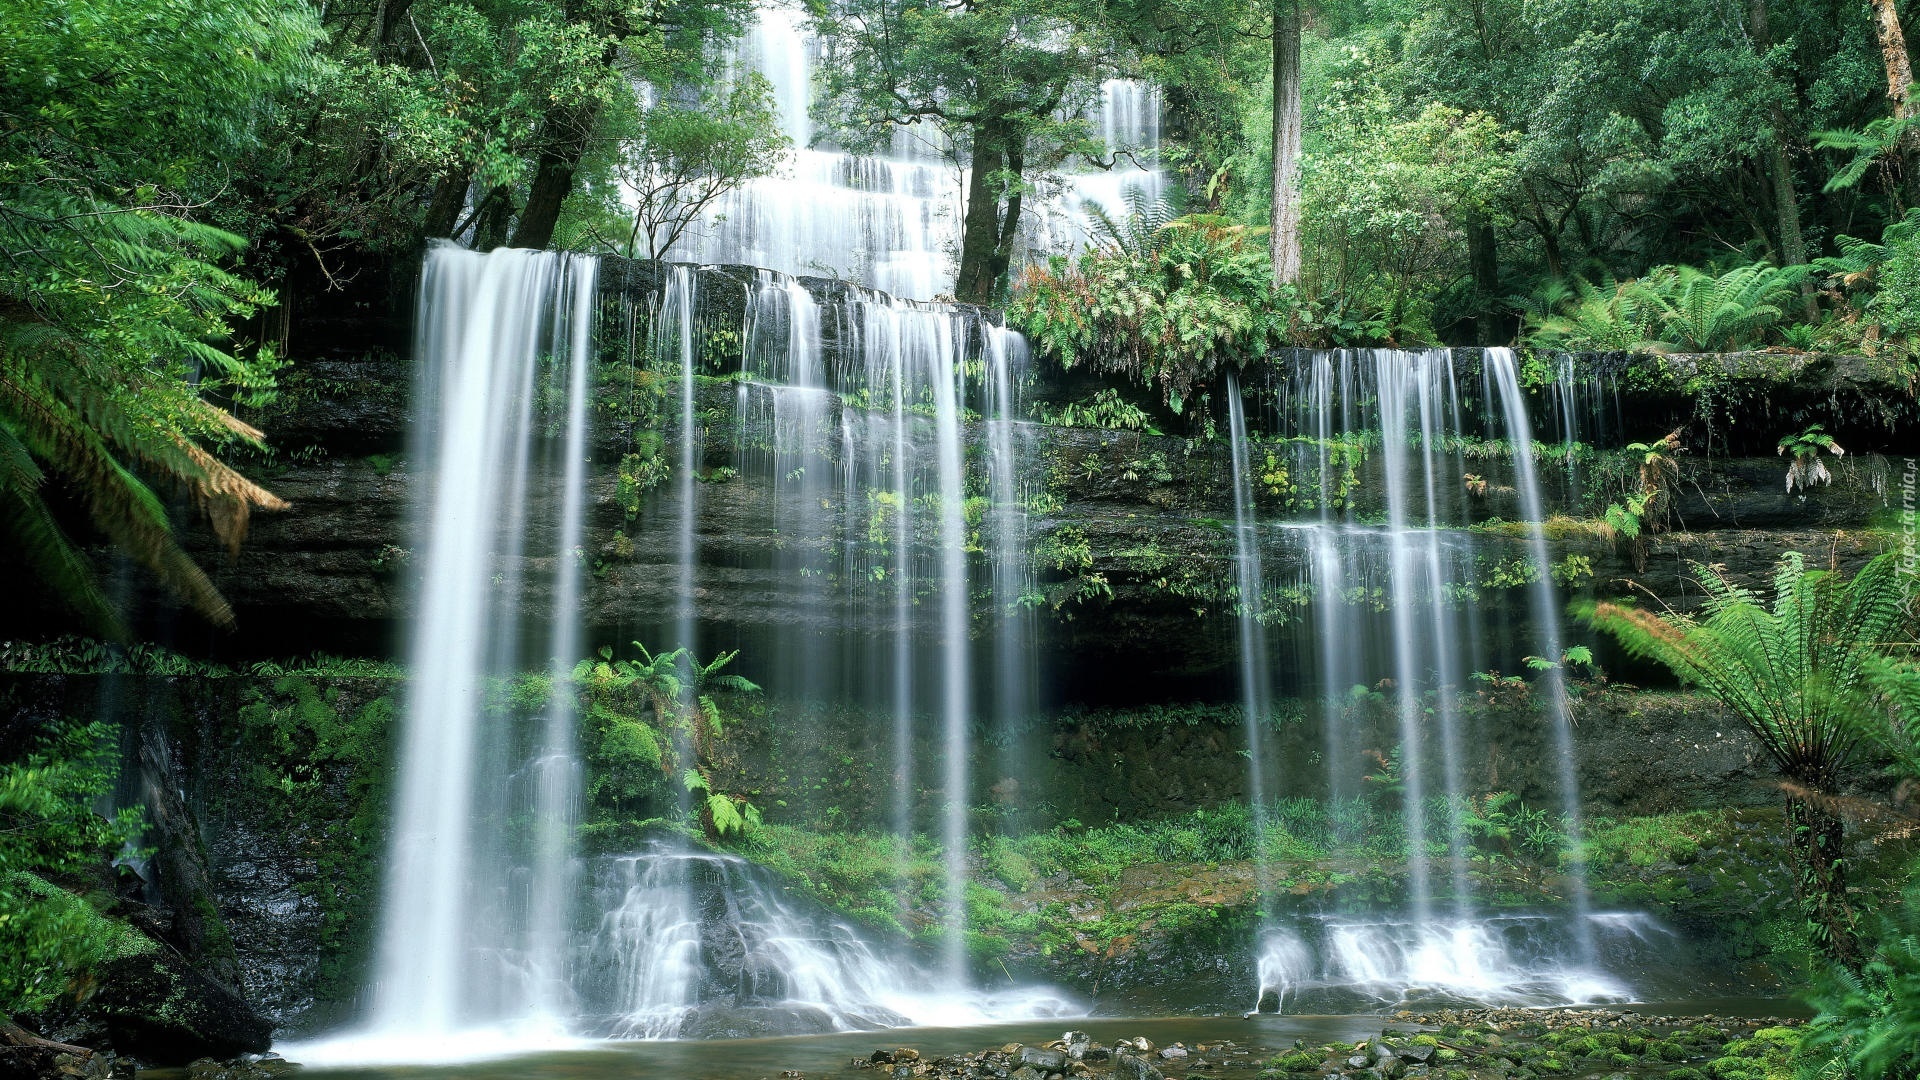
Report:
663,2,1167,298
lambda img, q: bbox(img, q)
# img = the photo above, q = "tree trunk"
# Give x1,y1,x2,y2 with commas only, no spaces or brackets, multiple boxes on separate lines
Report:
1750,0,1819,320
470,185,516,251
956,119,1015,304
1467,219,1502,344
1270,0,1304,286
509,101,599,251
1786,793,1860,969
1870,0,1915,121
139,717,244,991
421,168,472,240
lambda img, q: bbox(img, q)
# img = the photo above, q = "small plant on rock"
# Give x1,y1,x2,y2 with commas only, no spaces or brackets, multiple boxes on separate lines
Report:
1778,424,1845,494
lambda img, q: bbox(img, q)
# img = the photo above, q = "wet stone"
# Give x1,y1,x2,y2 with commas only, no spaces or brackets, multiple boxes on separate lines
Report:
1021,1047,1069,1071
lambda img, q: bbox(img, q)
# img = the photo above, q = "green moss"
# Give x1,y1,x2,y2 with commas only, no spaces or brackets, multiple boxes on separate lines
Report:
1267,1050,1322,1073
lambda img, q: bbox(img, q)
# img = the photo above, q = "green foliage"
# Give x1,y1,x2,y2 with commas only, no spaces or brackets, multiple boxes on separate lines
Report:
1816,209,1920,352
1594,431,1681,569
813,0,1120,301
565,74,789,259
574,642,762,839
1010,198,1287,419
1777,424,1845,494
1297,59,1517,338
1588,554,1906,789
232,676,396,996
1035,388,1157,432
0,719,147,1015
1805,872,1920,1080
0,0,315,632
1519,264,1813,352
1586,553,1908,961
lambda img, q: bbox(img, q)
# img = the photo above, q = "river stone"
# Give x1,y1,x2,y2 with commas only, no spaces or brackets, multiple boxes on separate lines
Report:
1114,1052,1166,1080
1063,1032,1092,1060
1021,1047,1069,1071
1397,1045,1434,1065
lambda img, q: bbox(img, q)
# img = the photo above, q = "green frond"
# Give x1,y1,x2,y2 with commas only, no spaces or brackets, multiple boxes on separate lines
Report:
706,792,745,836
0,486,126,641
1585,553,1904,787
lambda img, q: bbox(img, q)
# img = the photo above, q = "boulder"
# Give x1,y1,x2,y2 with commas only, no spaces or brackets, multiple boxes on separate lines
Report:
1114,1052,1166,1080
1020,1047,1070,1071
88,947,271,1064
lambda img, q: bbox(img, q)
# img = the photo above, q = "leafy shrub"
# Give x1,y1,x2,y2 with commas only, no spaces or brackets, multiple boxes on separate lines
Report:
1010,195,1289,421
0,720,146,1014
1815,208,1920,353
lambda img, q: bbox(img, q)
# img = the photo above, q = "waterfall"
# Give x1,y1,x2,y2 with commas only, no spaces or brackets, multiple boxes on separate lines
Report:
1224,375,1274,894
1239,347,1613,1011
670,3,1167,298
585,843,1074,1038
1253,912,1657,1012
1486,348,1595,961
984,327,1038,820
663,267,700,665
357,244,598,1052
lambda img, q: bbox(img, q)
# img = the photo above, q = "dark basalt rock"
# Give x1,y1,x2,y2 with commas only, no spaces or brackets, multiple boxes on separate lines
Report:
86,946,273,1065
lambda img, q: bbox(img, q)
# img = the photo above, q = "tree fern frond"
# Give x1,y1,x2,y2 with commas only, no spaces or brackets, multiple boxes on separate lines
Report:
0,486,126,640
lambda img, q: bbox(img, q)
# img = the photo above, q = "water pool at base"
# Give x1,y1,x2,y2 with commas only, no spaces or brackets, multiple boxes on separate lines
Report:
258,1003,1810,1080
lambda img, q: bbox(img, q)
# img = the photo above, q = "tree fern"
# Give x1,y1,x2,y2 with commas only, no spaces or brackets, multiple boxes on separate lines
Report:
1631,263,1810,352
1585,553,1907,965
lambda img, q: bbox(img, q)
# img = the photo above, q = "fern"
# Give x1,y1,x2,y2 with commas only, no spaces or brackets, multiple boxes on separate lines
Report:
1585,553,1907,964
1814,116,1920,195
1518,263,1812,351
1803,871,1920,1080
1632,263,1810,352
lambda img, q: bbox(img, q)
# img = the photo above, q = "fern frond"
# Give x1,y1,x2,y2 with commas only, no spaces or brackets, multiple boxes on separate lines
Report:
0,486,125,640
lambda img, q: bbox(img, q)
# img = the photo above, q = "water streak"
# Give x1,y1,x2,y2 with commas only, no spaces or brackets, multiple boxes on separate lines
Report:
366,243,597,1042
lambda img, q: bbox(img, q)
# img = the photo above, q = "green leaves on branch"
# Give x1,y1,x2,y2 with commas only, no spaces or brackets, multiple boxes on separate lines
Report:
1,0,308,633
0,720,148,1015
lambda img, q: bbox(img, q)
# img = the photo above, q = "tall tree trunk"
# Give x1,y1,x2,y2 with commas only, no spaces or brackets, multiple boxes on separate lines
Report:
509,100,599,251
1871,0,1918,197
1467,219,1502,344
1786,793,1860,969
1870,0,1915,122
139,717,243,992
421,168,472,240
471,184,516,251
957,119,1015,304
1750,0,1818,320
1270,0,1303,286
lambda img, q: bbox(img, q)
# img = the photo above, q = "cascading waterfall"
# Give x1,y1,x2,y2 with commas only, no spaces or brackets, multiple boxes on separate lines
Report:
983,327,1038,817
1486,348,1596,961
528,260,599,1019
1236,348,1620,1012
592,845,914,1039
1224,374,1275,890
663,267,701,665
1254,912,1659,1012
670,2,1167,298
316,244,597,1061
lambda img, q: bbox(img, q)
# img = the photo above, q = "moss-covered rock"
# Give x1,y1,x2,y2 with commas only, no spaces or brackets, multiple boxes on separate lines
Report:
85,944,272,1064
